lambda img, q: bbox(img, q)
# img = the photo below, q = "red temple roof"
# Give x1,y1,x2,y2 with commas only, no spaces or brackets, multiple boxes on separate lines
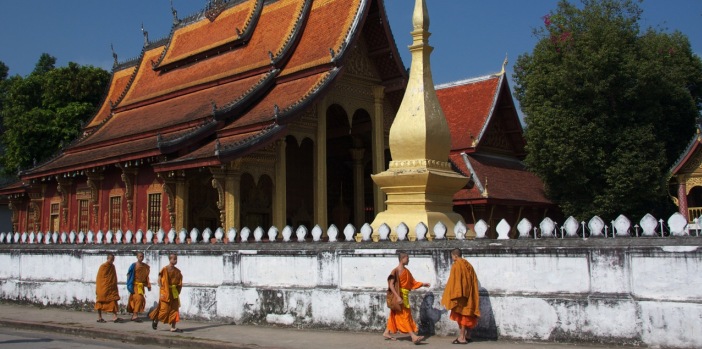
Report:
17,0,406,181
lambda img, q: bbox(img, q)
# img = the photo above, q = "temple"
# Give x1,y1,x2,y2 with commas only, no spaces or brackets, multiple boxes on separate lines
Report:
0,0,553,237
437,73,558,237
669,127,702,223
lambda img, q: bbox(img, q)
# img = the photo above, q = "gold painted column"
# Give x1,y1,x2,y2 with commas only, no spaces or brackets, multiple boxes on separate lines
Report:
314,101,328,229
351,147,365,228
372,85,386,214
175,175,188,231
225,167,241,230
273,139,287,229
371,0,467,240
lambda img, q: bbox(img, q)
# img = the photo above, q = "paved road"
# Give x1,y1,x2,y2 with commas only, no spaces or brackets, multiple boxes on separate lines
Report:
0,326,162,349
0,303,633,349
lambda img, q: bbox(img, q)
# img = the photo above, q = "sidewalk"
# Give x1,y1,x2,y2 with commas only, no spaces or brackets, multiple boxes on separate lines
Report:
0,303,621,349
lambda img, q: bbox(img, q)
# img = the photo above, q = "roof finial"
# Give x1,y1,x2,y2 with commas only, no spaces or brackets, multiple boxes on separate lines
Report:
141,23,149,46
481,176,489,198
170,0,179,24
500,53,509,75
110,44,118,67
214,139,221,156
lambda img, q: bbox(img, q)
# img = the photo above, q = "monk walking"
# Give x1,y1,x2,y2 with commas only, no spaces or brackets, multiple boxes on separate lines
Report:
95,253,122,323
126,252,151,322
441,248,480,344
149,253,183,332
383,252,429,344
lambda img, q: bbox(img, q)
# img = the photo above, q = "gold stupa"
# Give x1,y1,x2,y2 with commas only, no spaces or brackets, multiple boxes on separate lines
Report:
371,0,468,240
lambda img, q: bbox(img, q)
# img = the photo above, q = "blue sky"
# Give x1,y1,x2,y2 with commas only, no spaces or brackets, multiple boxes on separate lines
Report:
0,0,700,87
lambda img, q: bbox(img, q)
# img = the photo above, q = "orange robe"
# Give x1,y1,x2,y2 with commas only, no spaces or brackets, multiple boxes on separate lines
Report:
149,266,182,324
127,262,150,313
386,268,423,334
95,262,120,312
440,258,480,329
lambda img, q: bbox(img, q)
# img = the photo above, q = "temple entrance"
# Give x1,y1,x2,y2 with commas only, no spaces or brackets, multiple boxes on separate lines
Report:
687,186,702,221
286,136,314,229
325,104,375,228
326,104,354,228
188,171,221,233
240,173,273,229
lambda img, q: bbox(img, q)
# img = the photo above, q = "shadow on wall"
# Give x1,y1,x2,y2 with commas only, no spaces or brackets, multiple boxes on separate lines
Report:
418,292,445,337
475,287,497,340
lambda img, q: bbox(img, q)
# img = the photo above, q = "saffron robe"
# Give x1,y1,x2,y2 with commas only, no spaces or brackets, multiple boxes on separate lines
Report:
149,265,182,324
440,258,480,329
386,268,423,334
95,262,120,312
126,262,150,313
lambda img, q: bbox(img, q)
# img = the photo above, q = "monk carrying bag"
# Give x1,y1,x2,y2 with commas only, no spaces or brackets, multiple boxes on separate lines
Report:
386,268,402,312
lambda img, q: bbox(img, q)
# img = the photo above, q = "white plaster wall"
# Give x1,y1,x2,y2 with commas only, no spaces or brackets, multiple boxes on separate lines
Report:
339,256,434,290
241,255,317,287
489,296,558,340
311,289,345,325
640,301,702,349
20,254,83,281
170,255,223,286
216,286,260,320
589,250,630,294
1,247,701,348
471,256,590,294
0,254,19,279
631,254,702,301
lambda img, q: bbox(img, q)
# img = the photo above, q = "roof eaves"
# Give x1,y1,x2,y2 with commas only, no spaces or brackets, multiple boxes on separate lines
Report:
331,0,368,65
475,73,504,144
215,69,279,122
270,0,313,68
460,152,484,194
669,133,701,175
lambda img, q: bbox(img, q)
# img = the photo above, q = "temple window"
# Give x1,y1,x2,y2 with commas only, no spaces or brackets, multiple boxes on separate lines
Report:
148,193,162,232
78,199,89,233
50,203,60,233
110,196,121,231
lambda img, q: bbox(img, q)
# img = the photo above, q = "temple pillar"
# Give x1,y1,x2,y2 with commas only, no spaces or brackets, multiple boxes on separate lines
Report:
678,177,688,221
175,175,188,230
314,101,328,229
273,139,287,229
224,168,241,230
350,147,365,227
372,85,386,214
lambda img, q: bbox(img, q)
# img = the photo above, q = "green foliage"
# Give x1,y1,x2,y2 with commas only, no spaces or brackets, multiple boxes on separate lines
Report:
513,0,702,221
0,54,110,175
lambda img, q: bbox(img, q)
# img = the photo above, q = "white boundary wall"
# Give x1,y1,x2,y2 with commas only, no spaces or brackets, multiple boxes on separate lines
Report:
0,241,700,348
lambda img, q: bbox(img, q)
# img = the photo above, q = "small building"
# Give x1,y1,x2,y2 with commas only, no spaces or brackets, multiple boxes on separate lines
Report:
669,128,702,223
437,72,559,237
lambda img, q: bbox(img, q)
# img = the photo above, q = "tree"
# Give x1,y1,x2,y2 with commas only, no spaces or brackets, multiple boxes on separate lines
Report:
513,0,702,221
0,55,110,175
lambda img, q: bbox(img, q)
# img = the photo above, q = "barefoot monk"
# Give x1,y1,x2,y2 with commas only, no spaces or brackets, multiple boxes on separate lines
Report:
149,253,183,332
95,253,122,323
126,251,151,322
383,252,430,344
441,248,480,344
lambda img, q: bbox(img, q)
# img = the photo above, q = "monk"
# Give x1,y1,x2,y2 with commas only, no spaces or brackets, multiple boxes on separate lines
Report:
383,252,430,344
95,253,122,323
149,253,183,332
126,252,151,322
441,248,480,344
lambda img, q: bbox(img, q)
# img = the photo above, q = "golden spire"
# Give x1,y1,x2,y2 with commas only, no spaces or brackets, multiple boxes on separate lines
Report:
388,0,451,163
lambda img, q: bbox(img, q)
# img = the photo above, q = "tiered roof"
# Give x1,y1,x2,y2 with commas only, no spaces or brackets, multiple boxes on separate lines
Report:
437,73,550,205
19,0,407,180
